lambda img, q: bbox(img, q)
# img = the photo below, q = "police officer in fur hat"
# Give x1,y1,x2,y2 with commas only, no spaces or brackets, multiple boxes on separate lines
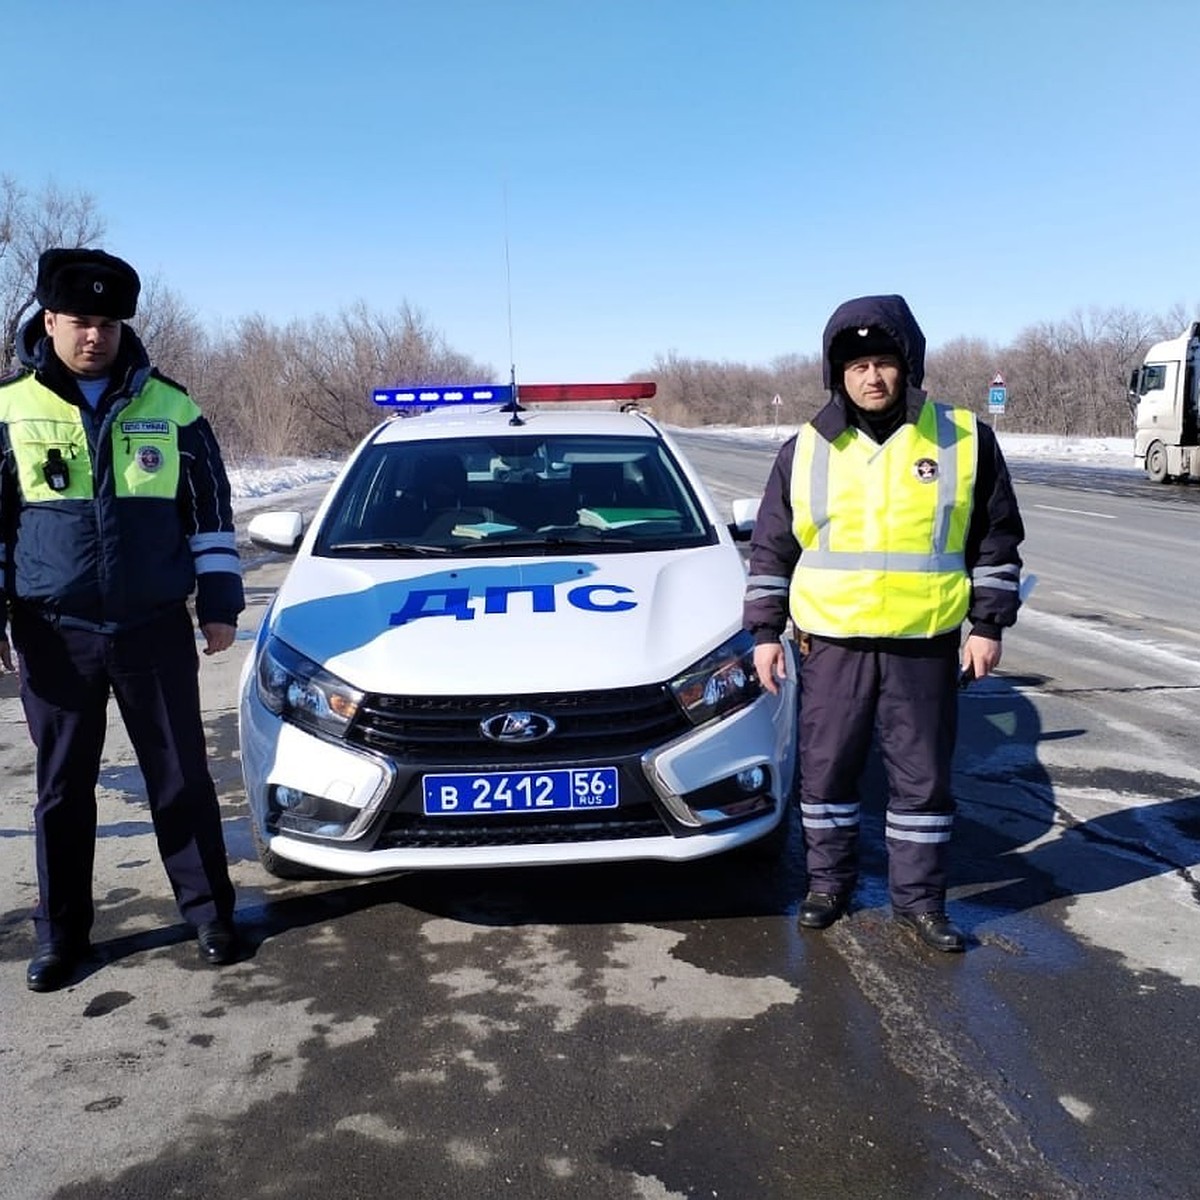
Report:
0,248,244,991
743,294,1025,951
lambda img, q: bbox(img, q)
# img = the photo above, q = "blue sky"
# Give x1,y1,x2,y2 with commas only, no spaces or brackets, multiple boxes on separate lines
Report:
6,0,1198,382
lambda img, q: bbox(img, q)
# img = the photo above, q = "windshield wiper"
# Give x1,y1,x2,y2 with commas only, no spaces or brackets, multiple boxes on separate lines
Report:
325,540,452,556
542,533,640,549
448,533,643,552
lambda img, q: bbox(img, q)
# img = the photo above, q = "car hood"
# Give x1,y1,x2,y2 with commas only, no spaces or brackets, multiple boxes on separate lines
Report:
266,544,748,694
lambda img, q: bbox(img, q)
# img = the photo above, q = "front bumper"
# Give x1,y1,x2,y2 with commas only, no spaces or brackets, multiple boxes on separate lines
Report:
238,670,797,876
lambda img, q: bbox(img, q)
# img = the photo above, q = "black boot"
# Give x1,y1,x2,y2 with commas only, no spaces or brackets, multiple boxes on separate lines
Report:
895,911,966,953
196,919,240,965
26,944,89,992
797,891,850,930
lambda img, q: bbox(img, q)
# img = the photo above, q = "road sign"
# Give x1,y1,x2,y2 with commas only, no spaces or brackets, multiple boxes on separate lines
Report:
991,372,1005,387
988,385,1007,414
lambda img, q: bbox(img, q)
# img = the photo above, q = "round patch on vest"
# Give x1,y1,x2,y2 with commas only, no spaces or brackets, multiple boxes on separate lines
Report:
136,445,164,472
913,457,938,482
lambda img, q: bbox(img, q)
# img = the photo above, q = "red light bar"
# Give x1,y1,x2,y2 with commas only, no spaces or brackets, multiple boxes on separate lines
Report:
517,382,656,402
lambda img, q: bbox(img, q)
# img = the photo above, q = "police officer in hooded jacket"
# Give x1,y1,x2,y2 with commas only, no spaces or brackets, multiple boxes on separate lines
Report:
744,294,1025,951
0,248,245,991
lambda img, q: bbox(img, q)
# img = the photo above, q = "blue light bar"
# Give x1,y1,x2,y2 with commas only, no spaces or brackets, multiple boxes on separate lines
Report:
372,384,515,407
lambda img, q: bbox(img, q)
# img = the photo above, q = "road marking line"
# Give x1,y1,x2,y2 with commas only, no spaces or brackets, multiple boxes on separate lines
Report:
1033,504,1117,519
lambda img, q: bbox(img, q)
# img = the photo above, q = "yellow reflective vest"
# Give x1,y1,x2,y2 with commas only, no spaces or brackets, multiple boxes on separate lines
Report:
0,373,192,503
788,401,977,638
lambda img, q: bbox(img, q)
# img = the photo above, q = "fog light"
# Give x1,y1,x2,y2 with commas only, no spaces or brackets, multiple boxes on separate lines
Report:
269,785,359,838
276,785,316,814
736,766,766,793
673,765,774,826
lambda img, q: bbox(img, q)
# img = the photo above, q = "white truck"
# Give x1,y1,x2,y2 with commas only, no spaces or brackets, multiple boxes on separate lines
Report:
1129,321,1200,482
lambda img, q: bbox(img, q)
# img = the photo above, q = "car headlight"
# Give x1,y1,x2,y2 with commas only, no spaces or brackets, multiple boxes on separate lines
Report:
255,635,363,738
669,630,763,725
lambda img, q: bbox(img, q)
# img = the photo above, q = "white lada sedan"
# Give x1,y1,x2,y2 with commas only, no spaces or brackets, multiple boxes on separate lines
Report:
238,382,797,878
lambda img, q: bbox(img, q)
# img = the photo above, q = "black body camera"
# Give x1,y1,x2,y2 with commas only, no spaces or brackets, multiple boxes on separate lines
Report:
43,449,70,492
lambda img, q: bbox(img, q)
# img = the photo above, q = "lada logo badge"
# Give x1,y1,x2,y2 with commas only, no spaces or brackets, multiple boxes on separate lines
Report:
480,711,556,743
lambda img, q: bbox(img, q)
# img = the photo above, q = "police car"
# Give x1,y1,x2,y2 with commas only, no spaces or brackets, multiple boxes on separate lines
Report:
238,381,797,878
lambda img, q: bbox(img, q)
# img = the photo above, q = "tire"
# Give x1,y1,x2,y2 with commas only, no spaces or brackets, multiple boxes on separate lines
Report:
252,819,326,880
1145,440,1171,484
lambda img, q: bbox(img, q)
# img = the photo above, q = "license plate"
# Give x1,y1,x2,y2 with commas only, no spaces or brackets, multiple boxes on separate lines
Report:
422,767,619,816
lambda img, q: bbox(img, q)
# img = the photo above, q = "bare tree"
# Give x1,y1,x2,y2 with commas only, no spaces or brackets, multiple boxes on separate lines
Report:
194,315,307,460
1157,302,1197,341
645,350,825,429
925,337,999,414
187,303,493,460
286,302,492,452
1070,307,1157,436
770,352,827,426
132,274,209,386
0,176,105,368
994,308,1163,437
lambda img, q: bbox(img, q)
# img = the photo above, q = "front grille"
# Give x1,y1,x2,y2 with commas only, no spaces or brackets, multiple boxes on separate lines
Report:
349,684,690,764
375,803,669,848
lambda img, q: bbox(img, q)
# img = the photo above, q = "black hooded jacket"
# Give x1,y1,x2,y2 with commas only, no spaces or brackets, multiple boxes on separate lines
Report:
743,294,1025,643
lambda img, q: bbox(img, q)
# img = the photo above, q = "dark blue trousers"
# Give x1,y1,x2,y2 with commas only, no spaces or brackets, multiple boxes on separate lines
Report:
13,604,236,950
798,632,959,913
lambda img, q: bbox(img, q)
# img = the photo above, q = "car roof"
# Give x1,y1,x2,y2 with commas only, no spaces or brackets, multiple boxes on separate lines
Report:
367,405,665,446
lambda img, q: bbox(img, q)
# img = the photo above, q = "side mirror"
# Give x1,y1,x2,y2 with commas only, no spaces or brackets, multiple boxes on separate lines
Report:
247,511,305,554
729,497,760,542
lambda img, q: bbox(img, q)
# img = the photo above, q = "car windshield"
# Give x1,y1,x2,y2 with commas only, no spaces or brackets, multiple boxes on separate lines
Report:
316,433,715,556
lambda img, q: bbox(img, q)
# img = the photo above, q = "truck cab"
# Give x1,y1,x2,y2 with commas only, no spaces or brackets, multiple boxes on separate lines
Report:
1130,322,1200,481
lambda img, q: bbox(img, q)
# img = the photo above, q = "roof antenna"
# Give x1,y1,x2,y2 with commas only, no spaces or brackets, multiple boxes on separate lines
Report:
503,180,525,426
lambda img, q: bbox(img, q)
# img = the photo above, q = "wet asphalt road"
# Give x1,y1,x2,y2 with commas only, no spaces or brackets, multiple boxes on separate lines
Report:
2,437,1199,1199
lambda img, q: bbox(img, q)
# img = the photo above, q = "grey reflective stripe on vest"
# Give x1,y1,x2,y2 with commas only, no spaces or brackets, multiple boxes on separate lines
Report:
808,434,833,551
799,548,966,572
931,404,960,553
